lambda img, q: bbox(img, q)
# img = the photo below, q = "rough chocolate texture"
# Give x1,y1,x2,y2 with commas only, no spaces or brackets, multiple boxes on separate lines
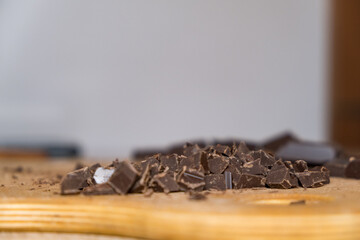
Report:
236,174,266,188
83,183,115,195
108,160,139,194
208,156,229,174
205,174,226,191
177,167,205,191
242,159,267,175
152,171,180,193
266,165,292,189
345,159,360,179
61,167,92,195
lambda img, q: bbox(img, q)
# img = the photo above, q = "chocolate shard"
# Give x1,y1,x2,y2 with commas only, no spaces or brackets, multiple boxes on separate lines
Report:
310,165,330,184
266,165,292,189
289,173,300,188
237,153,254,163
152,171,180,193
61,167,93,195
235,174,266,188
207,155,229,174
130,163,151,193
284,161,295,172
159,154,179,172
204,174,226,191
224,171,232,189
213,144,232,157
293,160,308,172
83,183,115,195
140,157,160,177
276,142,336,165
225,164,241,186
179,154,203,171
241,159,267,176
108,160,139,195
258,150,276,167
345,158,360,179
177,167,205,191
295,170,329,188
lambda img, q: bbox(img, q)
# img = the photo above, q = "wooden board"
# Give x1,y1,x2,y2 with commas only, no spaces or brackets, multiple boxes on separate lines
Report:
1,159,360,240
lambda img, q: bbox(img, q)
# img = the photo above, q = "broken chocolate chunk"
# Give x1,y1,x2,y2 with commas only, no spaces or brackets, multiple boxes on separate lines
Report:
152,171,180,193
207,155,229,174
213,144,232,156
108,160,139,194
130,163,151,193
345,158,360,179
235,174,266,188
241,159,267,175
266,165,292,189
295,170,329,188
293,160,308,172
204,174,226,191
179,154,202,171
177,167,205,191
83,183,115,195
61,167,92,195
159,154,179,172
258,150,276,167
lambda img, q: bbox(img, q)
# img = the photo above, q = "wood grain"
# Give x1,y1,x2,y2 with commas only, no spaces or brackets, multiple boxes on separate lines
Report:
1,159,360,240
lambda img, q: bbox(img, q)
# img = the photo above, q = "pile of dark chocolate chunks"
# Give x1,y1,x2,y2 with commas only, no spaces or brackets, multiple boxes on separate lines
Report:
61,141,332,196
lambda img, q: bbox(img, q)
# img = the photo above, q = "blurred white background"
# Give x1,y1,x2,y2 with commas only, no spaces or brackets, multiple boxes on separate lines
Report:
0,0,329,157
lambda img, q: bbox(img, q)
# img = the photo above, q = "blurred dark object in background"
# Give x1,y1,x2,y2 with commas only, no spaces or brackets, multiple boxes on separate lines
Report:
0,142,81,160
331,0,360,151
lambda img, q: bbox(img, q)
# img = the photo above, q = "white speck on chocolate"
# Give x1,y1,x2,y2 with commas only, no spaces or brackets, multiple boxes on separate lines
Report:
93,167,115,184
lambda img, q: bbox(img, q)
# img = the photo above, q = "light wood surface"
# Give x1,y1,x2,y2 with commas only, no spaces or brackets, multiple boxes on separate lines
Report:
1,159,360,240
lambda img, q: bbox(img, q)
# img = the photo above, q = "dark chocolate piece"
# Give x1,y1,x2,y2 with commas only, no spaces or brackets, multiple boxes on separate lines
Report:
266,165,292,189
179,154,202,171
130,163,151,193
152,171,180,193
241,159,267,175
108,160,139,195
235,174,266,188
276,142,336,165
289,173,299,188
345,158,360,179
293,160,308,172
258,150,276,167
213,144,232,157
83,183,115,195
177,167,205,191
60,167,92,195
310,166,330,184
295,170,329,188
237,141,250,154
159,154,178,172
224,171,232,189
207,155,229,174
204,174,226,191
